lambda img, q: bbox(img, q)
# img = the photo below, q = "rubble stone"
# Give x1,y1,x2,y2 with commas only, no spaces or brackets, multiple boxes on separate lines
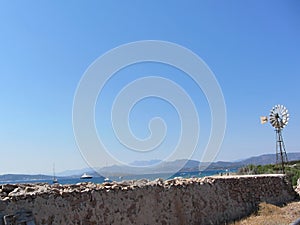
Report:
0,175,297,225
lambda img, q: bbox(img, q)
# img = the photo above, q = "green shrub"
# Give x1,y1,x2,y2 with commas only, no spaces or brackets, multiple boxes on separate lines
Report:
237,160,300,186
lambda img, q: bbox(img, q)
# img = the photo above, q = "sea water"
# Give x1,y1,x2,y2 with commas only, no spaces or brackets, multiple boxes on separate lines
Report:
0,169,237,185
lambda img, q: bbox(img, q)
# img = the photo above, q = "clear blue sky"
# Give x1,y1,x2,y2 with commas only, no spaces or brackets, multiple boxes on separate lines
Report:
0,1,299,174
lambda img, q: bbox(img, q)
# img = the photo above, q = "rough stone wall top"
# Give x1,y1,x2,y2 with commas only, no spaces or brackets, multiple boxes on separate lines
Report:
0,175,297,225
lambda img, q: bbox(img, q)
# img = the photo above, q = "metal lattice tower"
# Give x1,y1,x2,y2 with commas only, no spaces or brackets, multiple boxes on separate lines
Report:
274,127,288,173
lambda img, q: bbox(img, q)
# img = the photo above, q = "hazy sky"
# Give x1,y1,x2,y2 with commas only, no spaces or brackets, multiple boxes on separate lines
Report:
1,1,300,174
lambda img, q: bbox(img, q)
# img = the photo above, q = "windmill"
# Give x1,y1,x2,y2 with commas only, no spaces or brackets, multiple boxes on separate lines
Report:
261,105,289,173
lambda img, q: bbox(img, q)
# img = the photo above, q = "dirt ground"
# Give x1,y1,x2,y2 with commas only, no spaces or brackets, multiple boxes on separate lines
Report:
231,201,300,225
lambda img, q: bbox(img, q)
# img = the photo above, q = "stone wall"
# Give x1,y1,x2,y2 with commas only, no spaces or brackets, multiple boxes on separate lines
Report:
0,174,297,225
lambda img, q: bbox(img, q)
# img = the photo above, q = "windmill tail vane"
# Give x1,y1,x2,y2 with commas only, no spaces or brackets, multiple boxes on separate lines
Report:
260,116,268,124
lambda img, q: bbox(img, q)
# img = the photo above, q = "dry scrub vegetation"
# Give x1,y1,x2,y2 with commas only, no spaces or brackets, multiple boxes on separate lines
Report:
231,201,300,225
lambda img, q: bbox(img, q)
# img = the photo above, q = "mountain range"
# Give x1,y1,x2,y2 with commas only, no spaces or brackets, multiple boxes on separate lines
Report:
61,152,300,177
96,152,300,176
1,152,300,181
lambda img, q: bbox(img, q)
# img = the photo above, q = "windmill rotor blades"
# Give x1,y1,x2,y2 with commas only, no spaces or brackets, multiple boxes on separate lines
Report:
269,104,289,129
271,121,278,127
270,119,275,124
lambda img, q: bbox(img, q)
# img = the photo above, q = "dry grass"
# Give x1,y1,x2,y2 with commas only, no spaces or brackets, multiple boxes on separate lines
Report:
231,201,300,225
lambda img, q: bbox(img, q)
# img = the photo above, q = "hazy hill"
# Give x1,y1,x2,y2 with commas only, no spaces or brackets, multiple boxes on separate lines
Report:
1,152,300,180
238,152,300,166
93,152,300,176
